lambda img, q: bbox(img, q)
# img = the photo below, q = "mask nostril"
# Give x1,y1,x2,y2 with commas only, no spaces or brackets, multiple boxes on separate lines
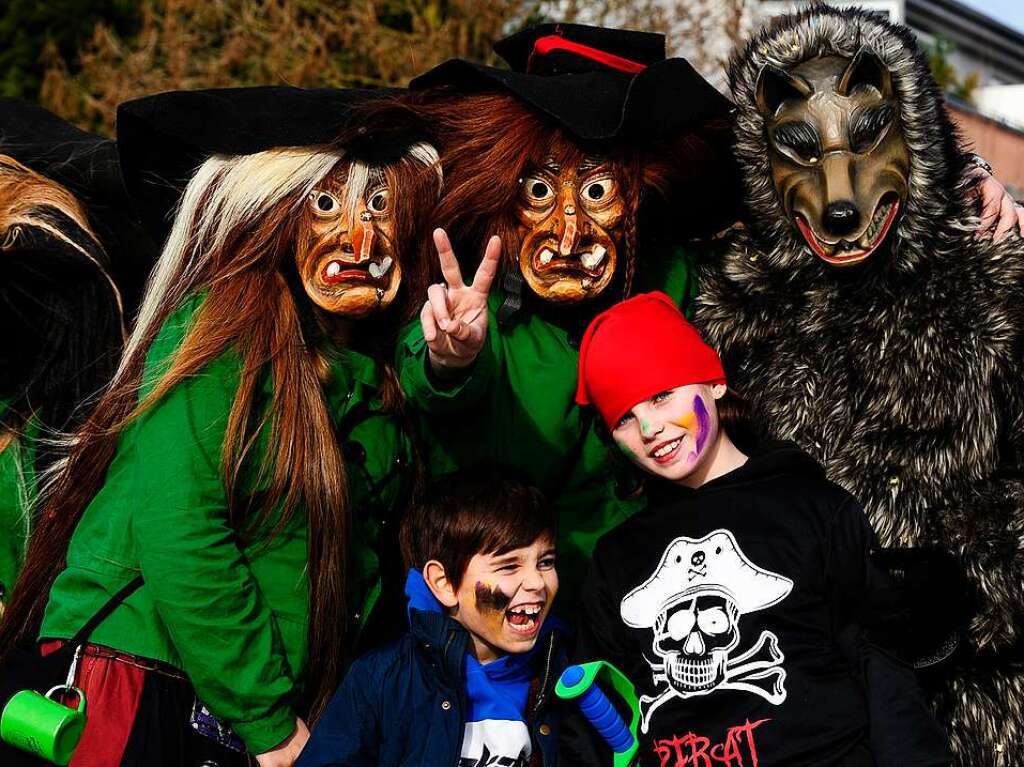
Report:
822,201,861,237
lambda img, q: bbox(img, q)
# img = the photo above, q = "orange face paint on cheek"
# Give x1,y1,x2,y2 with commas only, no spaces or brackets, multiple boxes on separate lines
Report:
673,411,697,431
673,399,709,465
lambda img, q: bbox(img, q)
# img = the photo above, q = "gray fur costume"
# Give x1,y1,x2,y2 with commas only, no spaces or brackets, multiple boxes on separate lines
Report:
695,7,1024,765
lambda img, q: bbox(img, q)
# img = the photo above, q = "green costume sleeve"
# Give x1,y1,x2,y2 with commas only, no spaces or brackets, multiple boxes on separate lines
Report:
396,298,502,414
637,241,715,318
0,403,40,604
126,307,297,753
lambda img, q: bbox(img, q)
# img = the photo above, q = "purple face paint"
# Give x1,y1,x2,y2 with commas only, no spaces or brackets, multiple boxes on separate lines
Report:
691,395,711,460
693,396,711,452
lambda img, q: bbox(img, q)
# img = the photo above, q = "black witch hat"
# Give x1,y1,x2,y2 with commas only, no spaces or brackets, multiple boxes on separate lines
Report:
411,22,734,141
116,86,400,245
0,97,156,315
0,98,146,439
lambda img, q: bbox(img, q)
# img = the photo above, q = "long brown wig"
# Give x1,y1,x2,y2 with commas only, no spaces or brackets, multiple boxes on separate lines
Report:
0,141,441,723
358,89,736,307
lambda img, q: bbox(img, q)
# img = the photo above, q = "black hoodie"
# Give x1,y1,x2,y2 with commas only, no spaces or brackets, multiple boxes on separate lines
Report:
562,442,902,766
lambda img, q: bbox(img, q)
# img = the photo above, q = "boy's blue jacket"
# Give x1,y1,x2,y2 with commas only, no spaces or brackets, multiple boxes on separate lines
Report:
296,574,568,767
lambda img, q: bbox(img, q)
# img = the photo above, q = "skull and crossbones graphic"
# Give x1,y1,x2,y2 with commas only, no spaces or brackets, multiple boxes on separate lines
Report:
620,530,794,733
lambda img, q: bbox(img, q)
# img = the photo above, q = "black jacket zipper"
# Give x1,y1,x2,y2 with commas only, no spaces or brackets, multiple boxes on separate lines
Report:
445,628,467,767
532,632,559,767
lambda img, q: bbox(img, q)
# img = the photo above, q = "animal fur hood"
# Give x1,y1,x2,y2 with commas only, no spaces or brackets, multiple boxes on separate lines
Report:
728,5,972,276
696,8,1024,763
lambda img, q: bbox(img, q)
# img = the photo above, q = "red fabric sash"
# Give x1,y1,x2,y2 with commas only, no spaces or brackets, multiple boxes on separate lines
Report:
41,640,146,767
528,35,647,75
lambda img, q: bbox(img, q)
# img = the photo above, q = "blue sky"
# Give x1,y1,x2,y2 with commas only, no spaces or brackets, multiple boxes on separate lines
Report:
959,0,1024,34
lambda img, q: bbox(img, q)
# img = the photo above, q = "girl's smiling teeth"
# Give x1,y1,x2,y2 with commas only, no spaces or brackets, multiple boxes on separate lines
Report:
650,437,685,463
653,439,680,458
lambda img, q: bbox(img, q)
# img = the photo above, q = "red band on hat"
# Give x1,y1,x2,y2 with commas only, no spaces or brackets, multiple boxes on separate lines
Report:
576,292,726,430
528,35,647,75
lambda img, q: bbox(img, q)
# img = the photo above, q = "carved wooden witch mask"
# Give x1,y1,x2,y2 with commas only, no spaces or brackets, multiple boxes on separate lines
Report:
515,149,627,303
295,142,439,318
399,22,735,309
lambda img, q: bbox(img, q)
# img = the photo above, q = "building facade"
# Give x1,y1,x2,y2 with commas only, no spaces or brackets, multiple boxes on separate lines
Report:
757,0,1024,196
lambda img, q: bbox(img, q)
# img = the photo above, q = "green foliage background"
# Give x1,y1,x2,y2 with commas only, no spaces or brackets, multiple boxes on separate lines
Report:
0,0,138,101
0,0,980,136
1,0,548,135
924,36,979,103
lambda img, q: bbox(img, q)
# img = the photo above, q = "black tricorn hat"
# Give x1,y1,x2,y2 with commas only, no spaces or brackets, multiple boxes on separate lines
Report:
116,86,400,245
410,22,734,141
0,97,156,315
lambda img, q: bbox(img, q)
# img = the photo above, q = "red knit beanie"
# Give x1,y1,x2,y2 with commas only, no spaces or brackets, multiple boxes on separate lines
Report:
576,291,726,429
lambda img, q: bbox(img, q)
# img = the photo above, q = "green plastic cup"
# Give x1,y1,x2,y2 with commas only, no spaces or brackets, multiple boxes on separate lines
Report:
0,685,87,766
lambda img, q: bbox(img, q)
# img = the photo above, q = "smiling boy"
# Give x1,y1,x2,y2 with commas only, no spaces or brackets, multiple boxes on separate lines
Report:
296,469,567,767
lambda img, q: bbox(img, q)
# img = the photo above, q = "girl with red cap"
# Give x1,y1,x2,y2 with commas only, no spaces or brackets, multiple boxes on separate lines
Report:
575,291,744,489
563,293,949,767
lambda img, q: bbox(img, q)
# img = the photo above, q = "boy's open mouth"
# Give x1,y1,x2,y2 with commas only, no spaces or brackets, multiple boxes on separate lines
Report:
505,602,544,637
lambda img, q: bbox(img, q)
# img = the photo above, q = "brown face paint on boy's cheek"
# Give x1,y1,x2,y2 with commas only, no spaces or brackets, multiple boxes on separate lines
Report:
475,582,513,633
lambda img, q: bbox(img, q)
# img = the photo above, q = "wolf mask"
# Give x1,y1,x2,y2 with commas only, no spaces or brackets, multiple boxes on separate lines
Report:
757,50,909,267
696,7,1024,764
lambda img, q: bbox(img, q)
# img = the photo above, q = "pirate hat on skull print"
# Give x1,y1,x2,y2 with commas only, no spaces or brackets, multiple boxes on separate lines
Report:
116,86,405,245
410,22,734,142
621,530,794,628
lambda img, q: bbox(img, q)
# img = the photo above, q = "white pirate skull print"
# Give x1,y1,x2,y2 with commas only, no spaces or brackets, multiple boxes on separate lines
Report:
620,530,794,733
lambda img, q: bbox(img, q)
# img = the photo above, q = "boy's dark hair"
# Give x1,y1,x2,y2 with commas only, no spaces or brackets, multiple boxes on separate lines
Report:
400,467,557,590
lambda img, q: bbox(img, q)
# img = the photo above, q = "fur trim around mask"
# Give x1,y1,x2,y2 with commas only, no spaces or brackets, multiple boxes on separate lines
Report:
729,5,971,276
697,7,1024,765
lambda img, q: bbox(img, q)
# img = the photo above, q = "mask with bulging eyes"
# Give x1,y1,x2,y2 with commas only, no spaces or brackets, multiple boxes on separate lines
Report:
515,156,626,303
296,162,402,317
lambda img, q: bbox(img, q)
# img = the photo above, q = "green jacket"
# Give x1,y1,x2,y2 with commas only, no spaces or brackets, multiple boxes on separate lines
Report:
397,245,703,595
40,296,414,753
0,405,39,608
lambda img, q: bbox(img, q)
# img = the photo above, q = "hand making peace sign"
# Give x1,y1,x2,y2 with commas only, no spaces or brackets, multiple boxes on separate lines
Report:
421,228,502,374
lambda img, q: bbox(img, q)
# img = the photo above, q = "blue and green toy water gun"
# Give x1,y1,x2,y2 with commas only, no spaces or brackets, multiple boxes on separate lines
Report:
555,661,640,767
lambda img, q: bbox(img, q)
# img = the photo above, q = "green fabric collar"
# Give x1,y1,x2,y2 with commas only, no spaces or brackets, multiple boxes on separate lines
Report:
321,346,385,419
327,346,381,391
